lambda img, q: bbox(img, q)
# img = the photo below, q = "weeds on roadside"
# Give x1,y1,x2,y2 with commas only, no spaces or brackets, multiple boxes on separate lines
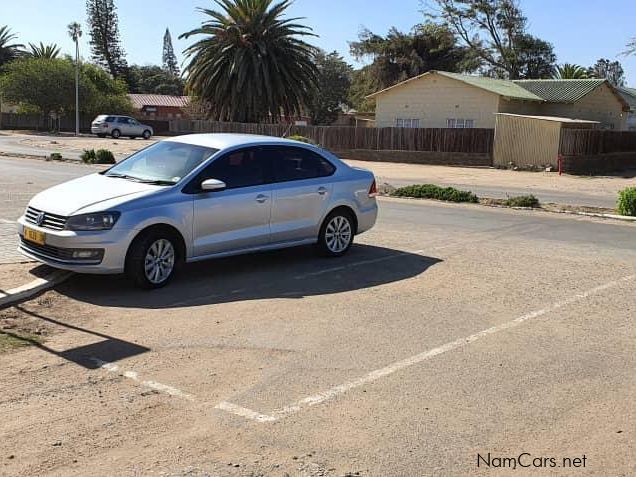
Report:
617,187,636,216
391,184,478,203
503,195,540,208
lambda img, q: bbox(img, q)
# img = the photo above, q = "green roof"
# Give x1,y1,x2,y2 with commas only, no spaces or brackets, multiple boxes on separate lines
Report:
366,71,630,109
617,86,636,111
513,79,606,103
436,71,543,101
366,70,543,101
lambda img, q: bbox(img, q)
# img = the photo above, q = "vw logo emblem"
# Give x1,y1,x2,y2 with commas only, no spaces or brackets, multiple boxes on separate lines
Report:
36,212,45,226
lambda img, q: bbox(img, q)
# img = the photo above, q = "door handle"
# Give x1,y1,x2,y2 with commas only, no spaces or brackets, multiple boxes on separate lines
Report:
317,187,328,195
256,194,268,203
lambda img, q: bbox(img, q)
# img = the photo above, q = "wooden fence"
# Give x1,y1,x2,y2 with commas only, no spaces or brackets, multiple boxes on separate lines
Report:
169,119,495,154
560,129,636,155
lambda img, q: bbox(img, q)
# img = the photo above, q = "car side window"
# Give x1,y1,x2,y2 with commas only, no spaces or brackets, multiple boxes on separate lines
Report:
201,147,269,189
116,117,127,123
271,147,335,182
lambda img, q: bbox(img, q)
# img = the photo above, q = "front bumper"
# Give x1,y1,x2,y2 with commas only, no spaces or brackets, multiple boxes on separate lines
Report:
17,216,134,274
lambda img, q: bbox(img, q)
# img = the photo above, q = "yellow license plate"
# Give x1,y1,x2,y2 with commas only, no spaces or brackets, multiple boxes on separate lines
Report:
24,227,45,246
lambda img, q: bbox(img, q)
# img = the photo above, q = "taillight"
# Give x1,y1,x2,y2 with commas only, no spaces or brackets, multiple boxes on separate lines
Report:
368,178,378,197
102,124,108,128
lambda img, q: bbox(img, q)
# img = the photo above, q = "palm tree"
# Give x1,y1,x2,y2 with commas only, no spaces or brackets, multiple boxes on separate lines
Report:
180,0,318,123
26,42,61,59
0,26,24,67
552,63,589,79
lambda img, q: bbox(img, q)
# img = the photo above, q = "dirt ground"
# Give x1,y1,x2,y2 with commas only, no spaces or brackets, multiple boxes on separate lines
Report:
7,131,160,156
0,199,634,476
0,262,54,291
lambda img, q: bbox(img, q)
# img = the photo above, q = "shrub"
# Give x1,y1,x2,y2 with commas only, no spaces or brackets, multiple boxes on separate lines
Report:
391,184,478,203
81,149,97,164
49,152,63,161
287,134,315,145
617,187,636,216
503,195,540,208
95,149,116,164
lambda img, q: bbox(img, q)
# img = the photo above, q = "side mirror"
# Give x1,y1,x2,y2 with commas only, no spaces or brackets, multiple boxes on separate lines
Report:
200,178,226,192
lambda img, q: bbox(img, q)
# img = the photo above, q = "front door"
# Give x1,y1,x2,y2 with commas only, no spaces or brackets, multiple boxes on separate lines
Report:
191,147,272,257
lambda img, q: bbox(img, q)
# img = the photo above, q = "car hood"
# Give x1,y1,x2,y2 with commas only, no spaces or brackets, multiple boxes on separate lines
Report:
29,173,162,216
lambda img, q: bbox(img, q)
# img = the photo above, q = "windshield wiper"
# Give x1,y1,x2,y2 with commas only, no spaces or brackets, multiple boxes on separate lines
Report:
104,173,175,185
104,173,141,181
135,179,177,186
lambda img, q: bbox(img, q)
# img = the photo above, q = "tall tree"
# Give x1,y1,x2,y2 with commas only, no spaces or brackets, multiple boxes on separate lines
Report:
348,66,376,112
624,37,636,56
308,50,352,125
26,42,61,59
430,0,556,79
350,23,477,90
180,0,318,123
552,63,589,79
162,28,180,76
128,64,185,95
86,0,128,78
0,57,131,119
588,58,625,86
0,26,24,67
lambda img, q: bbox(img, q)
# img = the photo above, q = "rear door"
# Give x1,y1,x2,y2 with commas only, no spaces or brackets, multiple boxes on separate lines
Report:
266,146,336,244
190,146,273,257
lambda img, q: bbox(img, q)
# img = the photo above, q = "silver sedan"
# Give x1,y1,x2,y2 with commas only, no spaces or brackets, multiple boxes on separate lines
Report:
17,134,378,288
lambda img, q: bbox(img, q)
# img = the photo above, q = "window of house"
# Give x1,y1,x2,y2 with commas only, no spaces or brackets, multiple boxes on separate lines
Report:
446,118,475,128
396,118,420,128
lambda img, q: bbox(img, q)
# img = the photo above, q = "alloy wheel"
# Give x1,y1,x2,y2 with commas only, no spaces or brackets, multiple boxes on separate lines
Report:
144,239,175,284
325,216,352,253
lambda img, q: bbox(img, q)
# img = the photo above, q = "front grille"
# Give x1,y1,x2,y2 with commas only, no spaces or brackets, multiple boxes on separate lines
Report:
19,237,103,264
24,206,67,231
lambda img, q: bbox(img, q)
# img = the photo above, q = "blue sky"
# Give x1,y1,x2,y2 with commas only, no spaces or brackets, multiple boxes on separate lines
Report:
3,0,635,84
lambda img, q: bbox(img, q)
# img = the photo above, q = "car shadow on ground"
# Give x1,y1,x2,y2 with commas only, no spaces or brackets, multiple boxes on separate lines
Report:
57,244,442,310
3,306,150,369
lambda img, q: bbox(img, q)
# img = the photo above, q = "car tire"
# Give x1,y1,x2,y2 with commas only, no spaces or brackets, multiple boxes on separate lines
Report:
142,130,152,140
126,230,181,289
111,129,121,139
316,209,355,257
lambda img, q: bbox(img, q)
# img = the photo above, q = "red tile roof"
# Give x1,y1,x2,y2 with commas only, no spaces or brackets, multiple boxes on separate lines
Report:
128,94,189,109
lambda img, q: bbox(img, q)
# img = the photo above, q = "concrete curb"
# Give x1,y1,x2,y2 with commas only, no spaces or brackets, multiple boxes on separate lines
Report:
0,271,73,308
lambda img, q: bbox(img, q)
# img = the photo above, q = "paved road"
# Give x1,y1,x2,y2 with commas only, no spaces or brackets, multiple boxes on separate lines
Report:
1,192,634,475
1,137,628,208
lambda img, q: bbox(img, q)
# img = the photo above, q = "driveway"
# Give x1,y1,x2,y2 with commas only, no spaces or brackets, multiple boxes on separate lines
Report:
1,196,634,476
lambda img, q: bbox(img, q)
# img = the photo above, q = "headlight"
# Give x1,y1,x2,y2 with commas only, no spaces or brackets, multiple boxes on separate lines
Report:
66,212,120,231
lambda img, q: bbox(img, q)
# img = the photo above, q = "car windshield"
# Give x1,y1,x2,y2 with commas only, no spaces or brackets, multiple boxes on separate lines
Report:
103,141,218,185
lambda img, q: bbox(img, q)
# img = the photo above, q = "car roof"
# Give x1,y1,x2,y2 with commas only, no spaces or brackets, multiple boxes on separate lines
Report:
165,133,309,150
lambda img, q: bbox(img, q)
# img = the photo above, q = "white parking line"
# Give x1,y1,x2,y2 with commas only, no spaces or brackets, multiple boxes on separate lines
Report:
91,358,195,401
215,274,635,422
215,401,277,422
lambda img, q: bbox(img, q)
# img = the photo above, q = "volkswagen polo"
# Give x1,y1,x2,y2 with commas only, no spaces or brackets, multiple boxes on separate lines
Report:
17,134,378,288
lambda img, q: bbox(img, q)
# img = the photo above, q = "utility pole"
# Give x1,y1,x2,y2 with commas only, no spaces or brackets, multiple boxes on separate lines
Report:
68,22,82,136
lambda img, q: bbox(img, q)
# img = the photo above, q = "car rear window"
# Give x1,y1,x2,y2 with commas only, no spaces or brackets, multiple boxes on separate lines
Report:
105,116,115,122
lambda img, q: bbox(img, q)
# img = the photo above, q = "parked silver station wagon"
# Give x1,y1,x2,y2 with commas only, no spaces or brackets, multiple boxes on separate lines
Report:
18,134,378,288
91,115,154,139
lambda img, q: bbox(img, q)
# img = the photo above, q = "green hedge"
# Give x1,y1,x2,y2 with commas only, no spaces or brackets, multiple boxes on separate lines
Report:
617,187,636,216
81,148,116,164
391,184,478,203
503,195,540,208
